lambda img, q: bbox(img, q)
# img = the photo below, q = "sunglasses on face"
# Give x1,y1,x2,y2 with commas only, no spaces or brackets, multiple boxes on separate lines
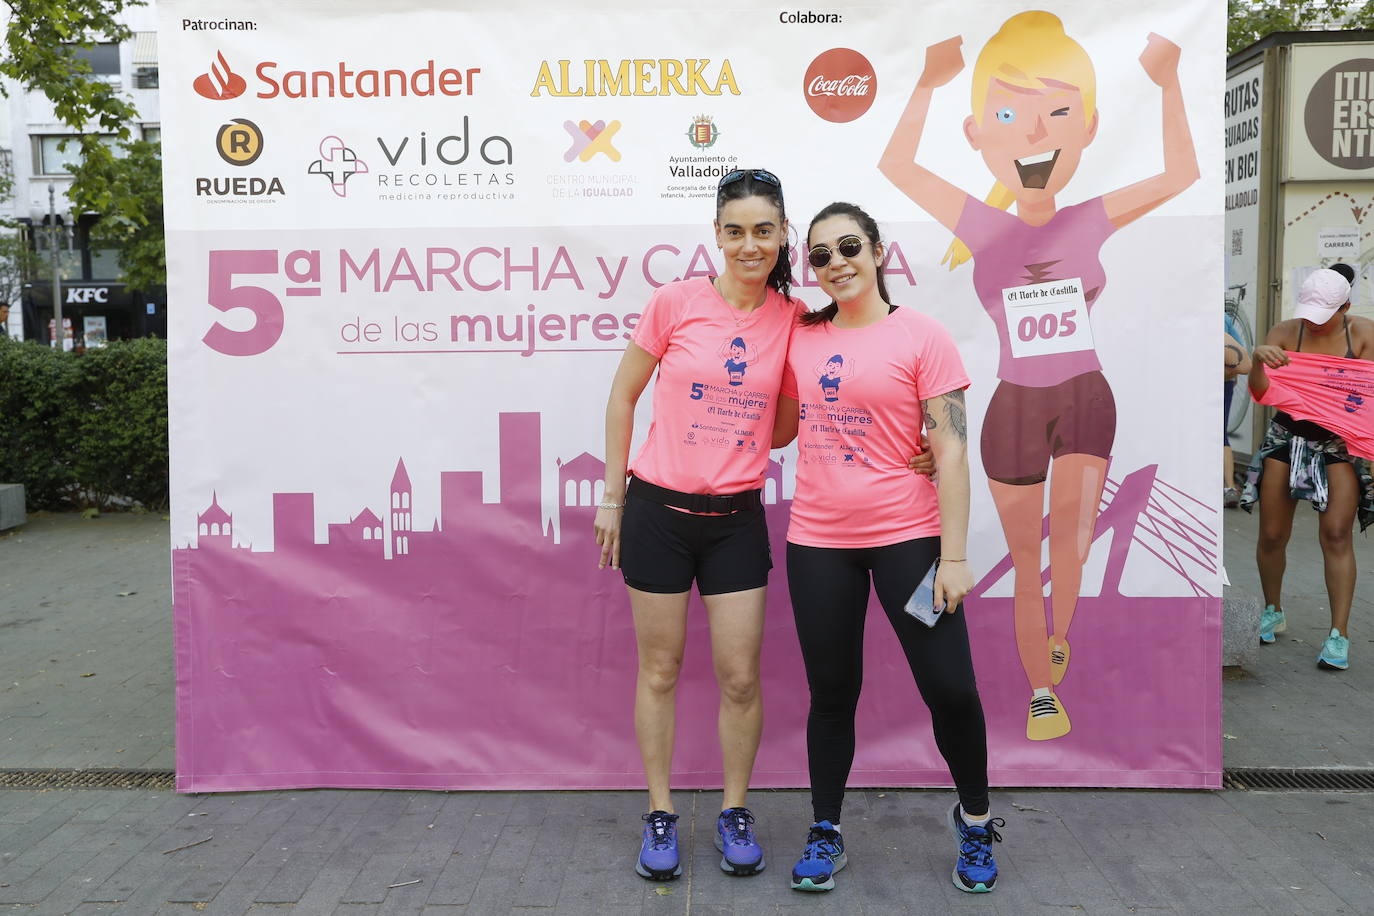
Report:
807,235,866,269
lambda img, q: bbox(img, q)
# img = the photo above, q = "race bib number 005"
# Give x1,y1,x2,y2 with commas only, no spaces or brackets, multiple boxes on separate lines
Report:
1002,277,1093,358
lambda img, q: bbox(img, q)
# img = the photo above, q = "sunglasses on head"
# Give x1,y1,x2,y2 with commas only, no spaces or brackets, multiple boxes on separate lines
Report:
718,168,783,195
807,235,866,269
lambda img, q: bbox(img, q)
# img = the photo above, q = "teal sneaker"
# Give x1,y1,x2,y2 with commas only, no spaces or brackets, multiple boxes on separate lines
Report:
1318,629,1350,670
1258,605,1287,644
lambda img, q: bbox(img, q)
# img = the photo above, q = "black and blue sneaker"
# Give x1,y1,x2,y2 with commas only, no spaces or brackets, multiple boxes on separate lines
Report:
714,806,764,875
790,821,846,892
949,803,1004,893
635,810,681,880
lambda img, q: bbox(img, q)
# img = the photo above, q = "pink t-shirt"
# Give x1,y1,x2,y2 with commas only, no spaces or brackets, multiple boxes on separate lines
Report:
782,307,970,548
1257,351,1374,459
630,277,801,494
955,196,1116,388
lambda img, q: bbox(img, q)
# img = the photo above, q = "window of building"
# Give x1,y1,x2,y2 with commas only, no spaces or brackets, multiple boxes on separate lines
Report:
69,42,120,76
141,125,160,145
33,135,118,176
89,247,120,280
132,32,157,88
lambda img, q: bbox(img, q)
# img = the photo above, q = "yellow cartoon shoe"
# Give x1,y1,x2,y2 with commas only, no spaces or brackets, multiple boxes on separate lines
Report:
1026,690,1071,741
1048,637,1070,685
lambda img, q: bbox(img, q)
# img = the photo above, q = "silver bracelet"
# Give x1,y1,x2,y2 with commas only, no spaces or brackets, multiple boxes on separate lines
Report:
597,502,624,510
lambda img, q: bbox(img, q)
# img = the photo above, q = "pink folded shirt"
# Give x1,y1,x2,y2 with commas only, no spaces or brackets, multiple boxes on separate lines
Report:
1257,351,1374,459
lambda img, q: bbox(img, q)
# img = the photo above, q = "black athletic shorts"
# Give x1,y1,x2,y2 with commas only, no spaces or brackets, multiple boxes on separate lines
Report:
619,493,772,596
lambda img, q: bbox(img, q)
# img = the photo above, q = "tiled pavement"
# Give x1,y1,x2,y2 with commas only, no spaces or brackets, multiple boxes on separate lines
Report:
1,511,1372,914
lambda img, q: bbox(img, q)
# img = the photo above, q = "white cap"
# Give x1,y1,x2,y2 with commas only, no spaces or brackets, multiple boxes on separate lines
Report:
1294,269,1351,324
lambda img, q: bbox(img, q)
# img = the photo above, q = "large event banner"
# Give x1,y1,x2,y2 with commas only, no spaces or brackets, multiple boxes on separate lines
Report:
164,0,1224,792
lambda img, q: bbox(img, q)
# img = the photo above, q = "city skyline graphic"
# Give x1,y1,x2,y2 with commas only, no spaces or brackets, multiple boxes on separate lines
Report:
174,411,1219,793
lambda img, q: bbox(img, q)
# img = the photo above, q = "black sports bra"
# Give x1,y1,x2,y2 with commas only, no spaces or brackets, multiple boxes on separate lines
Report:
1295,315,1355,358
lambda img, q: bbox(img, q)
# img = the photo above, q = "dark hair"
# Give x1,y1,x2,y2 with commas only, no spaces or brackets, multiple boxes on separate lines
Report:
1330,262,1357,284
730,336,746,349
716,172,793,300
800,202,890,326
828,354,843,364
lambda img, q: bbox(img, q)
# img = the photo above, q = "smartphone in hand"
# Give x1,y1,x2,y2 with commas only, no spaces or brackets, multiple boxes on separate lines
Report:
903,559,944,628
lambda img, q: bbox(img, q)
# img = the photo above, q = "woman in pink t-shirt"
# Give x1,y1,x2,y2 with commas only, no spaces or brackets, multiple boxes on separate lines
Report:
773,202,1000,895
878,12,1199,741
594,169,802,882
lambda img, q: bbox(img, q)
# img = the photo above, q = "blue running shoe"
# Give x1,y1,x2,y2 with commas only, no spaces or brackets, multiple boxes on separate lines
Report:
949,803,1004,893
635,810,681,881
790,821,846,892
1318,628,1350,670
714,806,764,875
1259,604,1287,644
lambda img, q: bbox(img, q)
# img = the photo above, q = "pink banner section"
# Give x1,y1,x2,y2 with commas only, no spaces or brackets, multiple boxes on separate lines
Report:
174,412,1221,793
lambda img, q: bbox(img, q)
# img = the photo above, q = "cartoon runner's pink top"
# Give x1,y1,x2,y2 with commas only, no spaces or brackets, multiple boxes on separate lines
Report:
783,307,970,548
954,196,1117,388
631,277,800,495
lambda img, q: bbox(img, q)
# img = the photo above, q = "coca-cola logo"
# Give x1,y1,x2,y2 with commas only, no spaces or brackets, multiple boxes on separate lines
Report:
808,74,872,97
804,48,876,122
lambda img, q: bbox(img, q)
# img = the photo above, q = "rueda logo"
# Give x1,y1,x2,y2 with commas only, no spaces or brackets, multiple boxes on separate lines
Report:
216,118,263,165
308,136,370,197
563,119,621,162
804,48,876,123
194,51,247,100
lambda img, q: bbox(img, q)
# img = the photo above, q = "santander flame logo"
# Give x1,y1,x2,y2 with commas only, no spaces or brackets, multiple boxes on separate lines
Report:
803,48,877,123
194,51,247,101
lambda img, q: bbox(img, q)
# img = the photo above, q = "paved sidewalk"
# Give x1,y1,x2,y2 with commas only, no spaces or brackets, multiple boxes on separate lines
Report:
1,508,1372,914
0,512,174,770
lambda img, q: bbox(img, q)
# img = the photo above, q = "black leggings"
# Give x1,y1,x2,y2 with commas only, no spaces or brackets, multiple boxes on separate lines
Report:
787,538,989,823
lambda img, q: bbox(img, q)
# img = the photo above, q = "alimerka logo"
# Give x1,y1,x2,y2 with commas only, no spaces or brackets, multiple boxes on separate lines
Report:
308,136,370,197
532,59,739,96
194,51,247,100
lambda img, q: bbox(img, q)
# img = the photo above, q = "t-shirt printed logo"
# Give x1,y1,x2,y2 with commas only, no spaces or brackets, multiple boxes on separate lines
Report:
719,335,757,386
816,353,855,402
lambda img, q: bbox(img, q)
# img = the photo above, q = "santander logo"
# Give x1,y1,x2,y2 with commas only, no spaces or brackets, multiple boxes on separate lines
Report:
804,48,876,123
194,51,247,101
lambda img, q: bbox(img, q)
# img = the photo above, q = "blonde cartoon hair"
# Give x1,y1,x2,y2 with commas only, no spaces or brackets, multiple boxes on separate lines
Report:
944,11,1097,269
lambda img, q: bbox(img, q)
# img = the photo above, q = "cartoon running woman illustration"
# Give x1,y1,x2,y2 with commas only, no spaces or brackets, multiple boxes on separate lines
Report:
815,354,855,402
878,11,1198,741
719,336,755,385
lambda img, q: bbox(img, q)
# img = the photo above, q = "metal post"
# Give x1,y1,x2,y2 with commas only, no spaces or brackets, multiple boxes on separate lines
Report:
48,183,64,351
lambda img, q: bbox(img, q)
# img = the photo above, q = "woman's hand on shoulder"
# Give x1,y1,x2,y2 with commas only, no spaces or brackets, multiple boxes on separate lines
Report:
907,434,936,477
594,504,624,569
933,559,973,613
1252,344,1289,369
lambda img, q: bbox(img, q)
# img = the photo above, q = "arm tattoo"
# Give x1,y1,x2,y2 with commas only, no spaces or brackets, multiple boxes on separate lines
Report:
922,398,938,430
1224,343,1244,367
944,389,967,442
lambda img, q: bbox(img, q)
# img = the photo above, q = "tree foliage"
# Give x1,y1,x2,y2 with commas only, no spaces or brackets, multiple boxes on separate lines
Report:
0,1,144,204
1229,0,1374,54
67,139,164,289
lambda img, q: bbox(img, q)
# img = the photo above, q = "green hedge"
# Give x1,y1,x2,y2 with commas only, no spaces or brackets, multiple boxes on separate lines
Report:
0,337,168,511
